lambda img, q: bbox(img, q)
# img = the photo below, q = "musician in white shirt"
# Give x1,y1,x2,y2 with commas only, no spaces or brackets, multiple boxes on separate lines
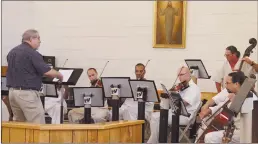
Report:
147,66,201,143
200,46,255,120
203,71,257,143
68,68,109,123
212,46,255,93
108,63,154,121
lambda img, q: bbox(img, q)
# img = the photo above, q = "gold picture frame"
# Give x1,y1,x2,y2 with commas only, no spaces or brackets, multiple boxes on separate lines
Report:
153,1,187,48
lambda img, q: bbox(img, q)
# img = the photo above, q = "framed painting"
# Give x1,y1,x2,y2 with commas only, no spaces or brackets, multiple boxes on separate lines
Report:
153,1,187,48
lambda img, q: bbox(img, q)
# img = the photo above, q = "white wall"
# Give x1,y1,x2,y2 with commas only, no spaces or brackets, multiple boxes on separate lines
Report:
2,1,257,92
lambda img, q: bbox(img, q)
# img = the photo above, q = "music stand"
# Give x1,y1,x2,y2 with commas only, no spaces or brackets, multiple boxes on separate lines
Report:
101,77,133,121
42,67,83,124
72,87,104,124
129,79,160,142
185,59,210,83
1,76,8,96
159,83,190,143
41,84,58,97
39,83,58,111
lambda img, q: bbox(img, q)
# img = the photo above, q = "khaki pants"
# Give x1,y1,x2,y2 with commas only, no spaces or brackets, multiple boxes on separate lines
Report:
9,88,45,124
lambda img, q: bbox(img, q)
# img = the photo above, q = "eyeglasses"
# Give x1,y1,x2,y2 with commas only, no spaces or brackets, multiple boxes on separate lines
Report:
32,36,40,40
224,53,232,57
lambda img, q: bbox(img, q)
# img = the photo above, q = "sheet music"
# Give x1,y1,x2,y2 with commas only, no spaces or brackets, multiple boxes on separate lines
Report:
53,69,73,82
161,83,190,117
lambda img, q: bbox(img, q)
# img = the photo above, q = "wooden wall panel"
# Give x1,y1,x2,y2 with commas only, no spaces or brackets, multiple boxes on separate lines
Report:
33,130,50,143
49,130,73,143
87,130,98,143
2,127,10,143
98,129,110,142
132,124,142,142
120,126,133,143
25,129,34,143
73,130,88,143
2,120,144,143
109,128,121,142
9,128,26,142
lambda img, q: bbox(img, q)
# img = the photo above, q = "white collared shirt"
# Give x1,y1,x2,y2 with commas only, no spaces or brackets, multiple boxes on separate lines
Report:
212,60,255,88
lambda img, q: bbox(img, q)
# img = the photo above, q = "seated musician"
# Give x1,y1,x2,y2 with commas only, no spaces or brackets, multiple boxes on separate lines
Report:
147,66,201,143
44,85,68,124
68,68,109,123
108,63,154,121
202,71,257,143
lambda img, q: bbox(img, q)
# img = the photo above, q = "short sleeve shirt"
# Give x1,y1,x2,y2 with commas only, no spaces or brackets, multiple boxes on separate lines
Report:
6,42,51,91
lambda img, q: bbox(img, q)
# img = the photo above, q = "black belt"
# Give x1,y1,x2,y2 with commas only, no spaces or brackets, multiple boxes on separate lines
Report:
12,87,39,91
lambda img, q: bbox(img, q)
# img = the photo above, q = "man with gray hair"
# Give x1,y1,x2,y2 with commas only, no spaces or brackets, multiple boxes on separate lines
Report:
6,29,63,124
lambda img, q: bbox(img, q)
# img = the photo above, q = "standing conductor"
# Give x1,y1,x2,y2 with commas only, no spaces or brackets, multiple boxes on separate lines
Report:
6,29,63,124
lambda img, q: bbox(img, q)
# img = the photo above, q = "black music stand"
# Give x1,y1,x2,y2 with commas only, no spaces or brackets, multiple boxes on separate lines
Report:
1,76,9,96
101,77,133,121
39,83,58,110
159,83,171,143
42,67,83,124
185,59,210,80
170,91,191,143
72,87,104,124
129,79,160,143
159,83,190,143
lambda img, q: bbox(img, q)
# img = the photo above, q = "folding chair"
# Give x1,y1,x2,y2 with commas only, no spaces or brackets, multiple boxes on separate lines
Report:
179,101,203,143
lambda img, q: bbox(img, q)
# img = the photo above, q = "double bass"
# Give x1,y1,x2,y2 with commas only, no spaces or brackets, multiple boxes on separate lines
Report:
195,38,257,143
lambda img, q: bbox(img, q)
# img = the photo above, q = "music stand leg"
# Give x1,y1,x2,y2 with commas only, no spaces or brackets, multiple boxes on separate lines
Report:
138,100,145,143
40,96,45,109
159,109,169,143
171,114,180,143
60,98,63,124
111,95,120,121
84,105,92,124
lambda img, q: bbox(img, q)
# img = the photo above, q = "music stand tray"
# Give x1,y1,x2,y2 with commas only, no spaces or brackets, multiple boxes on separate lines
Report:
42,67,83,85
72,87,105,107
129,80,160,103
40,84,58,98
185,59,210,79
1,76,9,96
101,77,133,98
